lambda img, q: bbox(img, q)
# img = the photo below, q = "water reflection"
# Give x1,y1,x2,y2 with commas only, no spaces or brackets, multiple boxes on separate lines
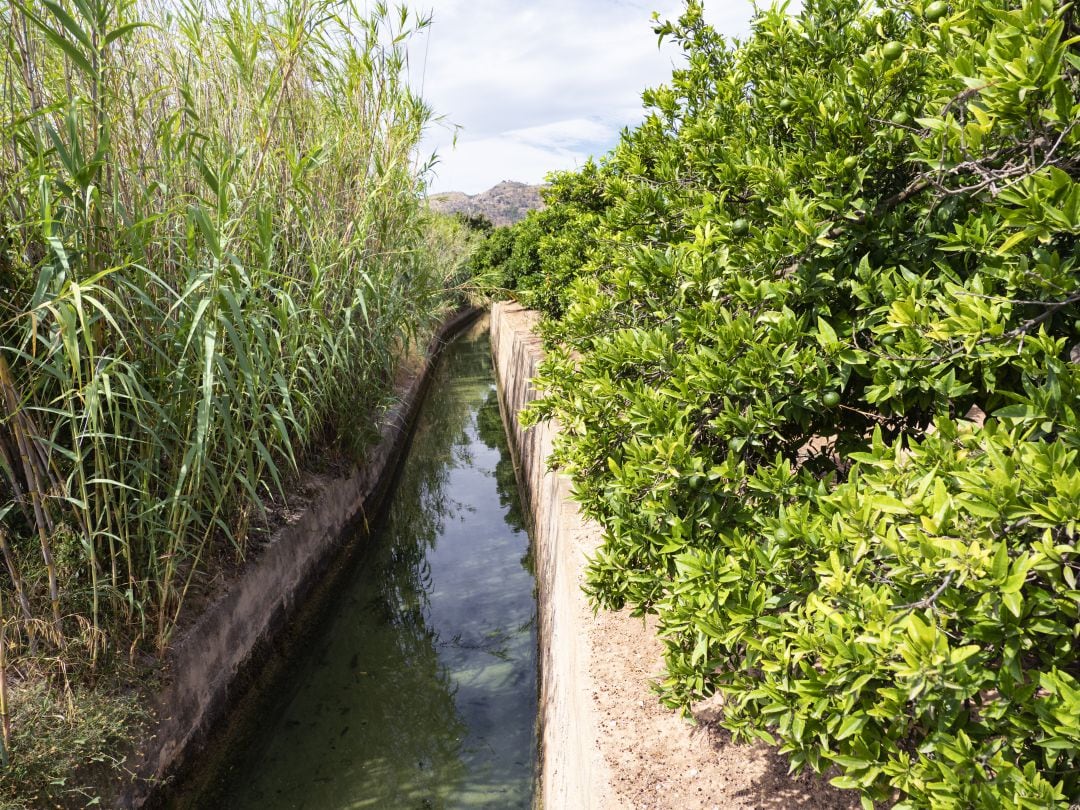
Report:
201,323,537,809
475,387,528,536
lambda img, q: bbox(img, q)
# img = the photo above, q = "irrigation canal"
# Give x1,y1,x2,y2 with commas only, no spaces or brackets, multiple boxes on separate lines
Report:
182,322,538,808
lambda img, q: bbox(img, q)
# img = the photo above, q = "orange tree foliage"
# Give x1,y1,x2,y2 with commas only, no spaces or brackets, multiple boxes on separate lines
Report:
490,0,1080,806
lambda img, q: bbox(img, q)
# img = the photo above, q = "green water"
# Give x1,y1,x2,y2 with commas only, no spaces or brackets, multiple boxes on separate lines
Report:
197,323,536,809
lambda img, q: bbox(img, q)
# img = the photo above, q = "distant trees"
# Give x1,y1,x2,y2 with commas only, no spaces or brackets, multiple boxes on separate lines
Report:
472,161,610,317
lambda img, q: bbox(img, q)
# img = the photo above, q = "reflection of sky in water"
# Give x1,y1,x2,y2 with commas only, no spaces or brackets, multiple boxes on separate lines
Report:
201,325,537,809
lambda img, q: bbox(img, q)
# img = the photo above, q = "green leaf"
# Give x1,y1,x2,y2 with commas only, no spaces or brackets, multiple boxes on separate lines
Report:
991,541,1009,581
835,714,868,740
870,495,908,514
816,317,838,347
104,22,150,48
950,645,981,665
42,0,93,50
18,2,95,77
1002,590,1024,619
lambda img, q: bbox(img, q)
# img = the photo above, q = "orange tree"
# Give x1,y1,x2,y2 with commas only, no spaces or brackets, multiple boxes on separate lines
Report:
513,0,1080,807
474,161,610,316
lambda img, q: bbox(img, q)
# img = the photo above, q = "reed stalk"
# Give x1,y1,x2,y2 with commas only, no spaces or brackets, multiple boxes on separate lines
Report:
0,0,461,712
0,603,8,770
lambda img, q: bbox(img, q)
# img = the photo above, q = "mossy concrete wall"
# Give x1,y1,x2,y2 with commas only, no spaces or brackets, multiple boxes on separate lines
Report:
128,307,481,808
491,301,608,810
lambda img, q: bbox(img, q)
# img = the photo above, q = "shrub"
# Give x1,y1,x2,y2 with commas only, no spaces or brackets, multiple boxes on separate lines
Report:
473,161,610,316
524,0,1080,806
469,223,519,294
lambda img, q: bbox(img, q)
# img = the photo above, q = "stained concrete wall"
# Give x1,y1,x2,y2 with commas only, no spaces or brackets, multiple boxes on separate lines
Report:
128,308,481,808
491,301,608,810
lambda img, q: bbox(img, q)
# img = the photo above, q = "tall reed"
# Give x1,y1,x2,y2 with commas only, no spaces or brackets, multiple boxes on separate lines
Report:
0,0,452,667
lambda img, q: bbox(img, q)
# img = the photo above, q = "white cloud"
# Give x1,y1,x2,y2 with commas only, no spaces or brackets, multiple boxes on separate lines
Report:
424,135,590,193
422,117,619,191
507,118,617,148
411,0,773,194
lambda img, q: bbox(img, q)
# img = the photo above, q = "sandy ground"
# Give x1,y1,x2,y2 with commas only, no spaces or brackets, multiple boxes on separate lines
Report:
588,605,859,810
492,302,858,810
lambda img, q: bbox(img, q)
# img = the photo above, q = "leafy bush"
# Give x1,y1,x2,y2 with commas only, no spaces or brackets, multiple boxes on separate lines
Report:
473,162,610,316
467,221,518,293
522,0,1080,807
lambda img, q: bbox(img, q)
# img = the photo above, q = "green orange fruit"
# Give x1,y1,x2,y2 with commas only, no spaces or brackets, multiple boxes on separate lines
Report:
823,391,841,407
924,1,947,22
883,41,904,61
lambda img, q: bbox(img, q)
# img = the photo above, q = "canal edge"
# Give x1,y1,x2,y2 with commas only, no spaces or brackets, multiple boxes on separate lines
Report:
491,301,610,810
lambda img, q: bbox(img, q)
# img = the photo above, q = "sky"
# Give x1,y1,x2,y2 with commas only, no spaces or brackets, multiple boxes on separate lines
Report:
409,0,768,195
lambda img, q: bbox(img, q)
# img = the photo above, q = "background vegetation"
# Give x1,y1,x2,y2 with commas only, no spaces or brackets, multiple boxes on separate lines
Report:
0,0,473,801
470,163,607,318
481,0,1080,807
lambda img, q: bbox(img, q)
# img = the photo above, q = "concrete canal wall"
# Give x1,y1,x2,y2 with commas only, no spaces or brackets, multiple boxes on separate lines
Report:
491,302,609,809
128,308,482,808
490,301,859,810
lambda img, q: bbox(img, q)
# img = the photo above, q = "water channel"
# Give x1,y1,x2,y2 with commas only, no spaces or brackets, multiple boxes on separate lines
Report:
186,321,537,809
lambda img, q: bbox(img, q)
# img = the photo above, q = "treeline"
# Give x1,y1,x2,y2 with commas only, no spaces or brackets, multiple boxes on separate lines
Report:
0,0,475,798
476,0,1080,807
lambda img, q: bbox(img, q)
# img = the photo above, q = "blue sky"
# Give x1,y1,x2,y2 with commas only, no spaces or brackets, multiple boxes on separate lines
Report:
411,1,769,194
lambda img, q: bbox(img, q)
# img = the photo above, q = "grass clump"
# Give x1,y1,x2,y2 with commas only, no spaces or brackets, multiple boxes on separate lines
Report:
0,675,149,808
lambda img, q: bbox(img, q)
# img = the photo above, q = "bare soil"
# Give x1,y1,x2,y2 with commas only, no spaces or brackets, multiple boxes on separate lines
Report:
588,605,859,810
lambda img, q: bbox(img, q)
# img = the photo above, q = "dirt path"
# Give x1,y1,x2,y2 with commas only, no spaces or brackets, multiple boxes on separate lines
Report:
589,606,858,810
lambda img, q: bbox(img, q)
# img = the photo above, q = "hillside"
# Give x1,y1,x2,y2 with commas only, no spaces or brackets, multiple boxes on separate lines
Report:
428,180,544,226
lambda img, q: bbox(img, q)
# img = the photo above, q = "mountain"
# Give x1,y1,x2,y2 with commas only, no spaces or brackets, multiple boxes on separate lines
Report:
428,181,545,227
